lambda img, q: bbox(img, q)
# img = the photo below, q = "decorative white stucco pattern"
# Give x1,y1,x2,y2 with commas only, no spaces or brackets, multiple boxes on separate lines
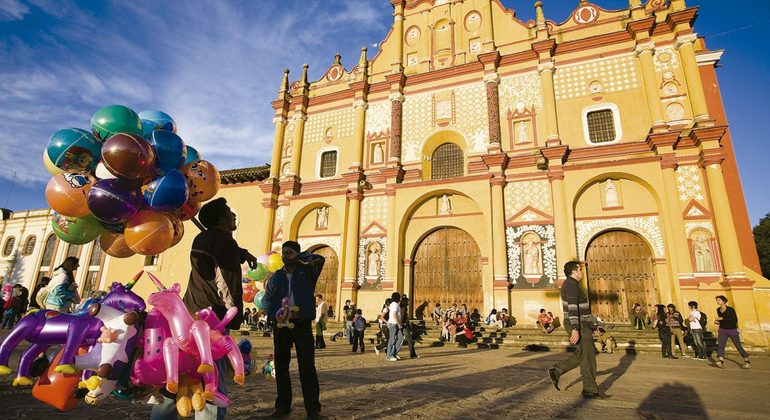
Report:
504,180,552,219
576,216,665,258
505,224,557,285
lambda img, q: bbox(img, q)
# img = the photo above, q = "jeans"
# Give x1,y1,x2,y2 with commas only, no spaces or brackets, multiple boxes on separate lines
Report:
345,321,354,345
690,328,706,358
150,357,228,420
274,320,320,415
352,329,365,352
386,324,402,359
375,325,389,351
717,328,749,359
660,331,673,357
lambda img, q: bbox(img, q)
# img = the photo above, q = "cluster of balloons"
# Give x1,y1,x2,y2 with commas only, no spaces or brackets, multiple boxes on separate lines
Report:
241,252,285,306
44,105,221,257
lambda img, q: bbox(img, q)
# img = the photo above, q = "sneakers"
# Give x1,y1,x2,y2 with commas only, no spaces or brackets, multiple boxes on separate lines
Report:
395,355,401,360
374,347,380,356
741,362,751,369
717,360,725,369
680,354,690,358
387,357,398,361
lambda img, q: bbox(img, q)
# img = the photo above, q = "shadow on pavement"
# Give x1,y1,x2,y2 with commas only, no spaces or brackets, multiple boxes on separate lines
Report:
637,382,709,419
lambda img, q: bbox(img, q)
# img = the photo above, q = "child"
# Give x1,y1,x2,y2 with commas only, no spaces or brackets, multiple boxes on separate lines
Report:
594,327,616,354
352,309,366,353
239,339,255,376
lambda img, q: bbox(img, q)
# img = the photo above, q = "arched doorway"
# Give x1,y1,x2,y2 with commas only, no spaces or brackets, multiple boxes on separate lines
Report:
311,246,338,315
411,227,483,316
585,230,658,324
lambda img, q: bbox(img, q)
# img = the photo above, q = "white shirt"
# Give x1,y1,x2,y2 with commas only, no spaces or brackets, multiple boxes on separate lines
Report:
315,300,326,323
689,310,702,330
387,301,401,325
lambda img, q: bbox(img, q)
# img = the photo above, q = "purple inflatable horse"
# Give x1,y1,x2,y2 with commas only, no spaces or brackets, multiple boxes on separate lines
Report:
0,272,145,386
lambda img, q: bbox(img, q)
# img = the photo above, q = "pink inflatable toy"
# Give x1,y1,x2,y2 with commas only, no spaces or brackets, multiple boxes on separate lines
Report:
145,273,244,407
275,297,299,329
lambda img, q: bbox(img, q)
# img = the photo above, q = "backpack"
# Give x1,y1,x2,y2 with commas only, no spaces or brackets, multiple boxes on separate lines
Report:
698,311,708,329
354,316,366,332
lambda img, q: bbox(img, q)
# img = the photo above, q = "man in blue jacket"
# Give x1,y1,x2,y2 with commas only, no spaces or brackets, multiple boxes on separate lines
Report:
262,241,325,419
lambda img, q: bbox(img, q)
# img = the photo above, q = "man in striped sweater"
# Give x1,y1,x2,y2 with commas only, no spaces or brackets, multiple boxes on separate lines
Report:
547,261,610,399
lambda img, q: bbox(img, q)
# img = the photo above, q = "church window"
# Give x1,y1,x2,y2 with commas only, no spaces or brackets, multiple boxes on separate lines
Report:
319,150,338,178
41,235,56,266
582,104,622,145
22,236,36,256
431,143,464,180
2,236,15,257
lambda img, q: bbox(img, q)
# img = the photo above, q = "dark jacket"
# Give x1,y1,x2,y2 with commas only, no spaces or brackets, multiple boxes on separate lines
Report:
262,252,325,321
183,227,248,330
560,276,593,334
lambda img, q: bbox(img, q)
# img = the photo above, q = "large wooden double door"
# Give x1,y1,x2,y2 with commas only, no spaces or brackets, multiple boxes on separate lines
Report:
585,230,658,324
312,246,338,313
412,227,483,316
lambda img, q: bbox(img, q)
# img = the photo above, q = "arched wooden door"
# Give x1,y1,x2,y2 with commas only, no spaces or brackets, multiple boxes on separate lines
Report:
585,230,658,324
412,227,483,316
312,246,338,314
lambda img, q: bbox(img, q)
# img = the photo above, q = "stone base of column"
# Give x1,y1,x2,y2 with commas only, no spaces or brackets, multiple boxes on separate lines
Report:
694,115,716,128
545,136,562,147
650,121,670,133
279,175,302,196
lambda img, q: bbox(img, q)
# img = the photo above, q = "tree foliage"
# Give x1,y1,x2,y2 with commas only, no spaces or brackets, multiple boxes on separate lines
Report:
754,212,770,278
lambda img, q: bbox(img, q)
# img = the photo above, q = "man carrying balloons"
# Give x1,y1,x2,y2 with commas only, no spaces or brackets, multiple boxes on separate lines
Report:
151,198,257,420
261,241,325,419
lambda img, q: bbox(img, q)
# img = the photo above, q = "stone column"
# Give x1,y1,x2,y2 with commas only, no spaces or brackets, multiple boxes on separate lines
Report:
289,114,307,177
384,188,398,291
388,93,404,163
542,146,571,281
391,0,405,72
341,182,363,299
636,43,668,132
490,178,507,286
270,116,287,179
538,59,561,145
676,34,712,125
482,0,495,51
702,160,744,277
351,99,368,170
484,72,502,152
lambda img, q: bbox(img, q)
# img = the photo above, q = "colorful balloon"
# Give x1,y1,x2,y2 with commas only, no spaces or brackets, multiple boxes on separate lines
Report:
45,173,92,217
87,179,142,224
101,133,156,180
46,128,102,173
171,199,200,221
43,150,64,176
247,263,268,281
169,216,184,247
51,213,103,245
100,221,126,234
91,105,142,142
242,281,256,304
266,253,284,272
99,231,136,258
184,160,220,203
124,211,174,255
138,110,177,133
256,254,269,266
254,291,265,310
148,130,186,174
143,169,188,212
183,145,201,166
93,162,117,180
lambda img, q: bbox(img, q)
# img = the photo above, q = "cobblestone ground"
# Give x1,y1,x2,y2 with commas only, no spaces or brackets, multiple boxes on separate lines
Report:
1,334,768,419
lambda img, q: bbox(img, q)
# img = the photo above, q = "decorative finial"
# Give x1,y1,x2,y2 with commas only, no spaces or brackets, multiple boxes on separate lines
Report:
359,47,368,68
279,68,289,94
300,64,309,87
334,53,341,65
535,2,546,30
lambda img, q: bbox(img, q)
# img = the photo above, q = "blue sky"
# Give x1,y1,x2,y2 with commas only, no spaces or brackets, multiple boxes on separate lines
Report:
1,0,768,225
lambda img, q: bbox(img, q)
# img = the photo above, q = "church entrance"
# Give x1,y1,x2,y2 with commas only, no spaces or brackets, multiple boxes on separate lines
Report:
311,246,338,315
585,230,658,324
411,227,483,317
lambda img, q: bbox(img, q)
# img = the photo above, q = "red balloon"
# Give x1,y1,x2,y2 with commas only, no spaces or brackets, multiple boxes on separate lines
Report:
101,133,156,180
172,199,200,221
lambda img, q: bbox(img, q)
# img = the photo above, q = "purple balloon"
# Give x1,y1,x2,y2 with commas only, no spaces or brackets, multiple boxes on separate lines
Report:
88,179,142,224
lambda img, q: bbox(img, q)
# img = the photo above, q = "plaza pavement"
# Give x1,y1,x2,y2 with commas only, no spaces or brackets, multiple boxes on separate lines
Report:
0,333,767,419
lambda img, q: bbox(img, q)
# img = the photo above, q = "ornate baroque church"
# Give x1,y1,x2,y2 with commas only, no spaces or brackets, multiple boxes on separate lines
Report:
45,0,770,345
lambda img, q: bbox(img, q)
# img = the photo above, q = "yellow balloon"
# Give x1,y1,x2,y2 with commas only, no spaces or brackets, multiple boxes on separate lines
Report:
266,253,284,272
43,150,64,176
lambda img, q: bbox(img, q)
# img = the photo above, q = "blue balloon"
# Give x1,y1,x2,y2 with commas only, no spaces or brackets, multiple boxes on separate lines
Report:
143,169,189,212
148,130,186,174
46,128,102,173
183,145,201,166
138,110,176,133
141,119,160,138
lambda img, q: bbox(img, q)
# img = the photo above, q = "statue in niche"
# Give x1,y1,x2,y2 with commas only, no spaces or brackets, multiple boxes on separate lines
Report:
522,237,542,275
372,143,384,164
366,246,381,277
516,121,529,144
281,162,291,176
604,179,620,207
316,207,329,230
694,236,715,272
438,194,452,215
284,143,293,157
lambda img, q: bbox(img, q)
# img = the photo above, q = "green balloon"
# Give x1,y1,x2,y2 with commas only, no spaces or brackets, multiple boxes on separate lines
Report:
51,213,103,245
247,263,268,281
254,290,265,310
91,105,142,142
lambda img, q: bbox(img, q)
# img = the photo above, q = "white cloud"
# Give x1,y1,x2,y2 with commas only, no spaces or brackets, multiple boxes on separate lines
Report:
0,0,30,21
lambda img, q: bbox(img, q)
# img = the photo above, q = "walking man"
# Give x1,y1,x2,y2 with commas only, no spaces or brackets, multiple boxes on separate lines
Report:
386,292,403,361
687,301,707,360
262,241,325,418
547,261,609,399
714,295,751,369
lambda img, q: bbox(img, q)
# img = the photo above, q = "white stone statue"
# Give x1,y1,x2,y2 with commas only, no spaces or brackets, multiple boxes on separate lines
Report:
366,247,380,277
522,238,541,275
316,207,328,229
517,121,529,144
438,194,452,215
694,237,715,272
372,143,384,164
604,179,620,207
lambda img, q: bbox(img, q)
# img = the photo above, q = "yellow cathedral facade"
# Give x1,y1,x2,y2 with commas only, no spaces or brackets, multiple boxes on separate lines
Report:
97,0,770,345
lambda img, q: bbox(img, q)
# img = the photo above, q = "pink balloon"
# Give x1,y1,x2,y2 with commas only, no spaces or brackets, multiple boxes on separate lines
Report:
257,254,269,266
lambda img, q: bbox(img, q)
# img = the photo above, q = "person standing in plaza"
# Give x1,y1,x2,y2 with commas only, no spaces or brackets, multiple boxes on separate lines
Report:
714,295,751,369
547,261,609,399
374,298,391,356
400,295,419,359
653,304,675,359
45,257,81,313
314,295,327,349
344,300,356,345
351,309,366,353
152,197,256,420
687,301,707,360
666,304,688,357
386,292,402,361
262,241,325,418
